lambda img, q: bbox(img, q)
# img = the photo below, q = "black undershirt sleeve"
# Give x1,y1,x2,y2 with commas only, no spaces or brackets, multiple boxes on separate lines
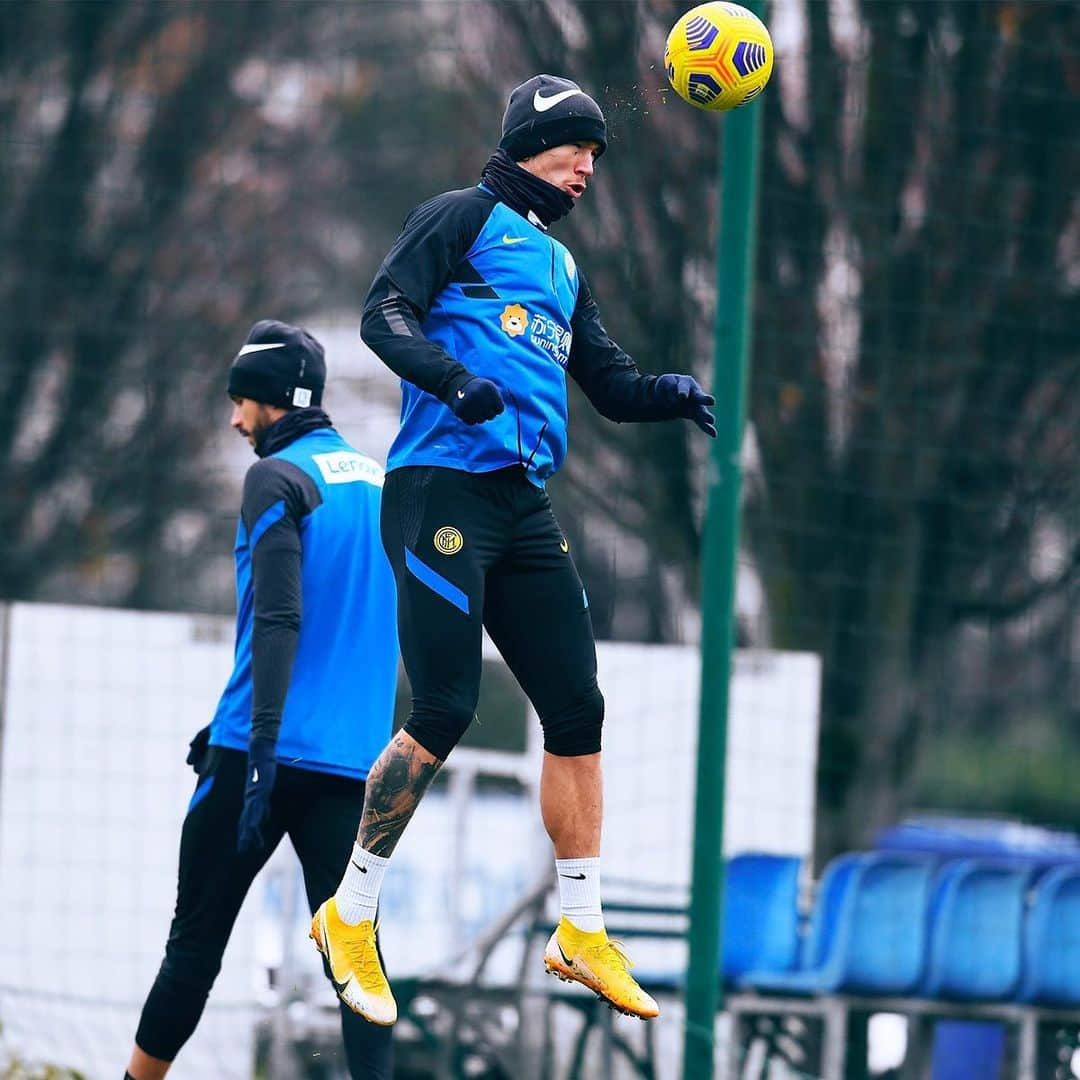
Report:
240,458,322,746
568,269,680,423
361,188,495,404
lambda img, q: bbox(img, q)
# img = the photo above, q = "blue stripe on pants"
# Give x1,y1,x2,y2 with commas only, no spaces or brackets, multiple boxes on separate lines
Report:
404,548,470,615
187,775,215,815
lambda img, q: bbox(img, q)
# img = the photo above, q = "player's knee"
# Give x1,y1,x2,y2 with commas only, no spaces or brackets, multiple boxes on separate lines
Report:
404,702,475,761
540,681,604,757
160,945,222,996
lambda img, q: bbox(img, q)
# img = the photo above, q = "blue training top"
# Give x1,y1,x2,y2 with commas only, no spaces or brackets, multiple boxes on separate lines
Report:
210,421,398,780
361,184,679,486
388,199,577,481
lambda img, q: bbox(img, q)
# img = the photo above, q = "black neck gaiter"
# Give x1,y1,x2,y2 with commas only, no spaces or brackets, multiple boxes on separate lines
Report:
255,407,333,458
480,148,575,229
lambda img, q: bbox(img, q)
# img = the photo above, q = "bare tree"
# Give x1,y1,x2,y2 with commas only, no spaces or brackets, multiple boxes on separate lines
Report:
0,0,476,610
749,0,1080,853
5,0,1077,854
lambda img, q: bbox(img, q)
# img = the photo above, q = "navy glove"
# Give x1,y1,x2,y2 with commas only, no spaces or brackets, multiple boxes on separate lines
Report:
656,374,717,437
237,736,278,854
186,725,211,774
448,377,505,425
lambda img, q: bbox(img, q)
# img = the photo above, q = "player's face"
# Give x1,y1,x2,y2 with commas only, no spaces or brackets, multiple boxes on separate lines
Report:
230,396,276,448
519,142,599,200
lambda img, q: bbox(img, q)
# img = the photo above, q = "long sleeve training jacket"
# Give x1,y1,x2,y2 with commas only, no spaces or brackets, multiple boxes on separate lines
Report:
361,184,680,485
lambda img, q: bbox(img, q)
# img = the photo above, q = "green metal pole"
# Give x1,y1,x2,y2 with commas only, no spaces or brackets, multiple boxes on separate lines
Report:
681,24,765,1080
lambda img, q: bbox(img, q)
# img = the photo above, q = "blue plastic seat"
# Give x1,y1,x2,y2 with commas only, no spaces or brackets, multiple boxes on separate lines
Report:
921,858,1035,1001
737,852,860,993
631,851,804,992
738,851,938,995
722,852,803,980
1019,863,1080,1006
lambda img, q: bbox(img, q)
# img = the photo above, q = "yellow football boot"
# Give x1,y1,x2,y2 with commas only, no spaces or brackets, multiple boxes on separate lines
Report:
543,916,659,1019
310,898,397,1025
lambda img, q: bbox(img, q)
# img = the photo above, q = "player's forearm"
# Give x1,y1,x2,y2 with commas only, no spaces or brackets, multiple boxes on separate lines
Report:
568,272,674,421
577,365,667,422
250,619,299,744
569,341,676,422
361,293,473,402
248,535,302,745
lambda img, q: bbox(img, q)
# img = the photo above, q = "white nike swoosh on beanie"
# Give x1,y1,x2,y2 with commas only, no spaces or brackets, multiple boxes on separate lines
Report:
238,342,287,355
533,88,583,112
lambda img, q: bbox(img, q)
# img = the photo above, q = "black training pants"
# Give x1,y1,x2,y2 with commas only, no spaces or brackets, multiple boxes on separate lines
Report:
381,465,603,761
135,747,392,1079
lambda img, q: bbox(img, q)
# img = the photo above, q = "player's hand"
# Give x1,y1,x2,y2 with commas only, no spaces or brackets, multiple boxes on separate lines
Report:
448,377,505,425
237,736,278,853
185,725,211,774
656,374,717,437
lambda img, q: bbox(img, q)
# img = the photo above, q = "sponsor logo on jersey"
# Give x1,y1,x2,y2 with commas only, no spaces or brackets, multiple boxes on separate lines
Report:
312,451,385,487
498,302,572,365
433,526,464,556
529,312,573,367
499,303,529,337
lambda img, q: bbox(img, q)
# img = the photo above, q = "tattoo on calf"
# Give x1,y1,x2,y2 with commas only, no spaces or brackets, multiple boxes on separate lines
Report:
360,731,442,857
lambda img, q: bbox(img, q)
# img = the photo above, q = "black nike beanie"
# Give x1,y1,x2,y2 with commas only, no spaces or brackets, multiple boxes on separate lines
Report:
226,319,326,408
499,74,608,161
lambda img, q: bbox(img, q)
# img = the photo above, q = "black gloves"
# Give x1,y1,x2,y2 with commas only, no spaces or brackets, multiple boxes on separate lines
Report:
237,735,278,853
445,371,714,433
186,725,211,774
655,374,717,437
448,376,505,424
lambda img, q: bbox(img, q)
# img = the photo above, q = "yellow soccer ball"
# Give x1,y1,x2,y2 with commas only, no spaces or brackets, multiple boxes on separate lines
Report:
664,2,774,111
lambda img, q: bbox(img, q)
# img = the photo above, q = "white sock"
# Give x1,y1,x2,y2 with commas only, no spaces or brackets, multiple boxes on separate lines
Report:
556,856,605,933
334,843,389,926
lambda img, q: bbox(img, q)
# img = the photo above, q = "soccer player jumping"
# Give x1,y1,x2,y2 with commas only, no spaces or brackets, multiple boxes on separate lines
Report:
312,74,715,1023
